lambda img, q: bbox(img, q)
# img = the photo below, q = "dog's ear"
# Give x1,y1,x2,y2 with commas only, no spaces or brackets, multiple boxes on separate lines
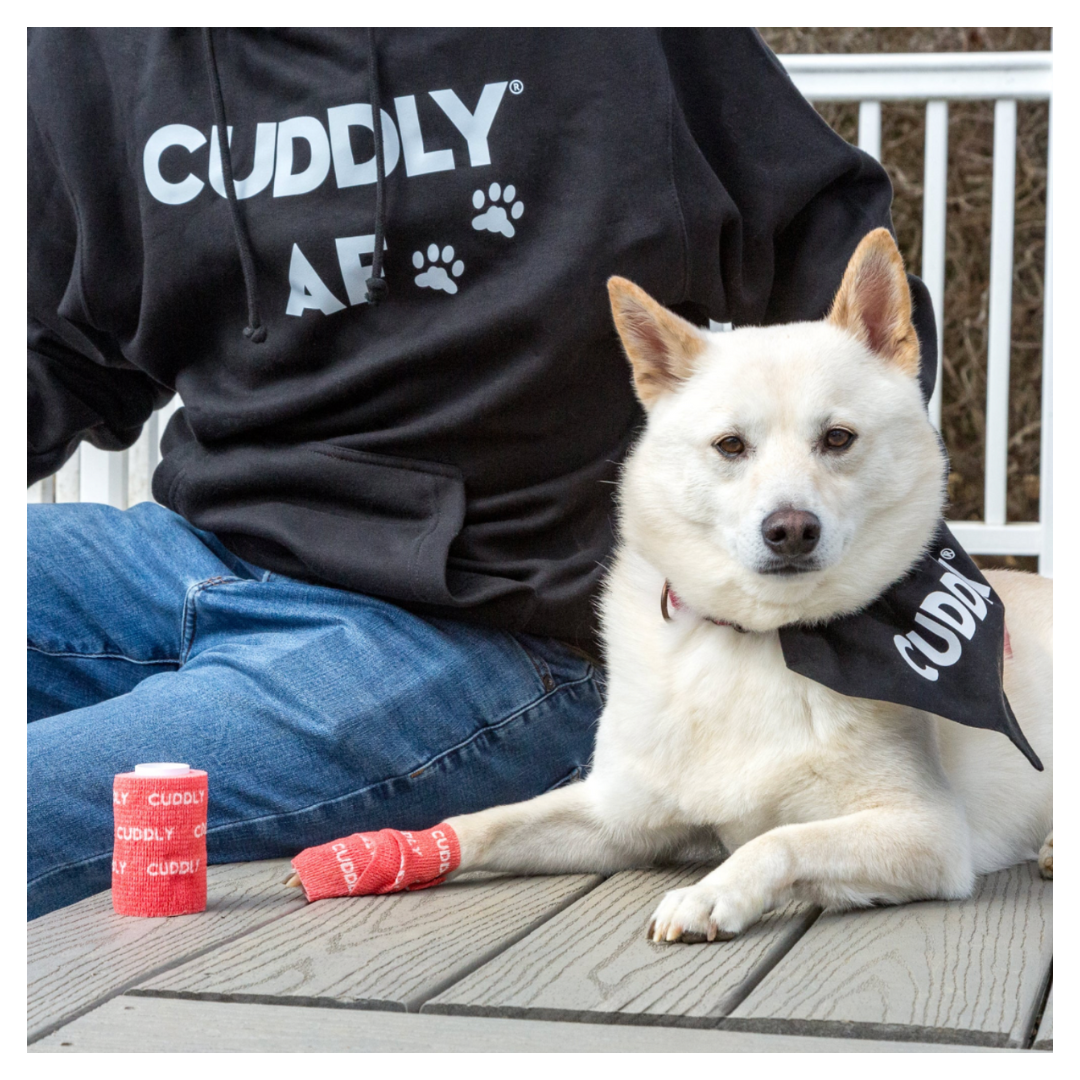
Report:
608,277,707,408
828,228,920,378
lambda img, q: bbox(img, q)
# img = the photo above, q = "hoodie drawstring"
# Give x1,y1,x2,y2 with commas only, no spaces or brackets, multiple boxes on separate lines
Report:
366,28,389,305
202,29,266,343
202,29,390,336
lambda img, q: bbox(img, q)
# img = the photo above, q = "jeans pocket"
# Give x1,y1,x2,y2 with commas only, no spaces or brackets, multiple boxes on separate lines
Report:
511,632,598,694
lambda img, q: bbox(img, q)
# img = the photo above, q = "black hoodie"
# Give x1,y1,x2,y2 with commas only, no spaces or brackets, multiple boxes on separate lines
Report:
28,28,909,652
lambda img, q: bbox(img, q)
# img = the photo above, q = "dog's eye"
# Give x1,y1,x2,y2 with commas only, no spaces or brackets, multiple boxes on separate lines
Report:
715,436,746,458
823,428,856,451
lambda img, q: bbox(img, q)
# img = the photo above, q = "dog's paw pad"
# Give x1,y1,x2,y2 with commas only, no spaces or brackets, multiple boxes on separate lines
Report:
413,244,465,295
471,182,524,238
647,922,737,945
678,929,708,944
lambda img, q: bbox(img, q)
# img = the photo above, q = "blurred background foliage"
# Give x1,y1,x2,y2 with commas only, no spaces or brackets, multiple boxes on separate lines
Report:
759,29,1051,570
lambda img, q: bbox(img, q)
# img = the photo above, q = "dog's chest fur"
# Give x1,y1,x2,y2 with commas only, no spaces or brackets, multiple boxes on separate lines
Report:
594,549,935,852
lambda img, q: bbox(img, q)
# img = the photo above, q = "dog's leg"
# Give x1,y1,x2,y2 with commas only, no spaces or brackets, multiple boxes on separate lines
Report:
282,775,686,889
1039,830,1053,879
446,779,687,877
649,805,973,943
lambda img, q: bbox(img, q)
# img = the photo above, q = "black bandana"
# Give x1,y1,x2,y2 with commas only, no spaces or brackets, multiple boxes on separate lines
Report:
778,523,1041,770
777,277,1040,770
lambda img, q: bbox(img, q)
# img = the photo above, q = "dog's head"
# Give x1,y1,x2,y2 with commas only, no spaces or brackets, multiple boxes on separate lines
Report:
609,228,946,630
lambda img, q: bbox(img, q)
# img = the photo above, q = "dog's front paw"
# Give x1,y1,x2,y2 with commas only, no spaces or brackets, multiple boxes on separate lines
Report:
1039,830,1053,879
646,883,759,944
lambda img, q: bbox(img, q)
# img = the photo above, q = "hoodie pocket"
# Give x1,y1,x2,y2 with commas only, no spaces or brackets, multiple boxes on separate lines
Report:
159,434,466,606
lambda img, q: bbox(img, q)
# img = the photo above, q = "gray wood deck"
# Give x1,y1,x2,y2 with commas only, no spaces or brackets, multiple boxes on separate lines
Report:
28,859,1052,1052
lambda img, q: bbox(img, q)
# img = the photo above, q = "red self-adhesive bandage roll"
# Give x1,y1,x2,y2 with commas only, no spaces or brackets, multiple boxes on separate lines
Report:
112,763,208,917
291,824,461,902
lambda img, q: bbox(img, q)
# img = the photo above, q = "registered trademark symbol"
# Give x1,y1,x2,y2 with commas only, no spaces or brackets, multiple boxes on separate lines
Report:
509,79,524,95
940,548,955,560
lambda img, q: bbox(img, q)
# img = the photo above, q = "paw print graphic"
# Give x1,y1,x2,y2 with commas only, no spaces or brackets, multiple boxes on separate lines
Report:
471,182,524,238
413,244,465,295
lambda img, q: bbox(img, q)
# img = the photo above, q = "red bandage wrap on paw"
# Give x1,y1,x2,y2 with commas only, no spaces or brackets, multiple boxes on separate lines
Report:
291,824,461,902
112,764,208,917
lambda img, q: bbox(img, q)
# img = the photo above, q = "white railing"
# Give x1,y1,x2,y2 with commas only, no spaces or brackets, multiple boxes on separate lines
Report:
28,52,1053,576
30,396,183,511
782,52,1053,575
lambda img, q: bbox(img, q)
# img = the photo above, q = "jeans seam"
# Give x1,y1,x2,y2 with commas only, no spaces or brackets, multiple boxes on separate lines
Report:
28,844,115,888
180,575,242,663
26,643,181,667
505,633,558,692
544,764,584,792
204,668,600,838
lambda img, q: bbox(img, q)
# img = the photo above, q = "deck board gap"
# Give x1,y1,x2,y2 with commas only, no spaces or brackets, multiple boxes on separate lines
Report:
126,989,407,1013
714,1016,1010,1048
1024,965,1052,1049
709,905,823,1018
27,901,305,1045
403,875,605,1012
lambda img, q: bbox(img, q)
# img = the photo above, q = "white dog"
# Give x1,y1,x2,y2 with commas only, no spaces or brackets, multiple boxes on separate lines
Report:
439,228,1052,943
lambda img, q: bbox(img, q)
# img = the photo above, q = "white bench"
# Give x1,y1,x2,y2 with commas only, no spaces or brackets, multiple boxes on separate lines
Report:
28,51,1053,575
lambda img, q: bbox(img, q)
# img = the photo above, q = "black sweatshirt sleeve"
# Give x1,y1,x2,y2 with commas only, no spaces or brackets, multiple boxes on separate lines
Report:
659,28,937,402
27,101,171,486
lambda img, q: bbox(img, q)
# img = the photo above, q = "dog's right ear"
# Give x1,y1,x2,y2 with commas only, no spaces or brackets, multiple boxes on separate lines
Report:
608,277,706,409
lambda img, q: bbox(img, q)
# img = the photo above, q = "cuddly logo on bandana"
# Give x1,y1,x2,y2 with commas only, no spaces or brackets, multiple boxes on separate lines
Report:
779,523,1042,770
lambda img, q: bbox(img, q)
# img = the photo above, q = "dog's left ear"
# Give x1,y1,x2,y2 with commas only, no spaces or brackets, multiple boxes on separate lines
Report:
608,277,707,409
828,228,920,378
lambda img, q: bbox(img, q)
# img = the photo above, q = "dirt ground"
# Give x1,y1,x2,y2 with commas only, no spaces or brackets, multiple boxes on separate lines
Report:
759,29,1051,571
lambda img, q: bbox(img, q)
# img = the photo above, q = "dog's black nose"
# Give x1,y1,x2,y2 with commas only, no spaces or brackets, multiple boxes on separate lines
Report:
761,509,821,557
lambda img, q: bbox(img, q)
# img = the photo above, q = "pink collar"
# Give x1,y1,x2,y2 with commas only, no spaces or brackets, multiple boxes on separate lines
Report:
662,582,1012,655
661,580,750,633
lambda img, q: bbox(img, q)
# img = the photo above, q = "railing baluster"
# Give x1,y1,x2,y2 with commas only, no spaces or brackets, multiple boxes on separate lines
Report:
26,477,55,503
79,445,111,505
922,101,949,428
147,409,163,483
55,453,80,503
858,100,882,159
111,449,129,509
984,98,1017,528
78,442,108,505
78,444,128,508
127,425,154,507
1038,100,1053,577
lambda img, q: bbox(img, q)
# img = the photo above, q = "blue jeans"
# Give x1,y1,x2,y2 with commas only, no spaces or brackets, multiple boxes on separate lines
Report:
27,502,604,920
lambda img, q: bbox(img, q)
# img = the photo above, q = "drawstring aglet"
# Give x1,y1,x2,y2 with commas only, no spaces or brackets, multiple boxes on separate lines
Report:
366,277,390,306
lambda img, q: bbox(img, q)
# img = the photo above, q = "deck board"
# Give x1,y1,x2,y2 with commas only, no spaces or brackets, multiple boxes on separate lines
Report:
132,872,601,1012
729,863,1052,1047
30,996,1011,1053
28,856,1053,1050
27,859,303,1043
425,865,820,1025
